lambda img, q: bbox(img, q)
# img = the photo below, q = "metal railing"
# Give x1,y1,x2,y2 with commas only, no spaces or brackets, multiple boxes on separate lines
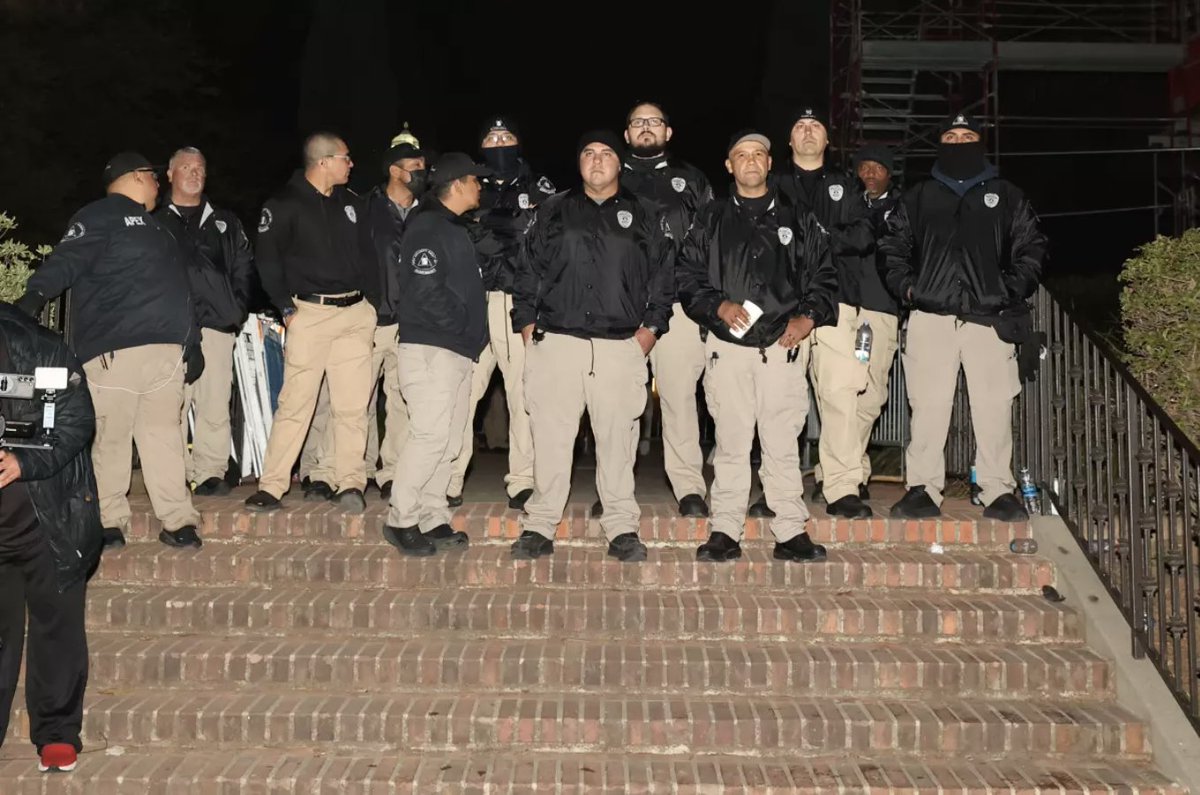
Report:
1011,285,1200,730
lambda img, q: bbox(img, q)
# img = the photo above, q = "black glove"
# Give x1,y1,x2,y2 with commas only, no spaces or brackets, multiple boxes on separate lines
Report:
184,342,205,385
14,291,44,318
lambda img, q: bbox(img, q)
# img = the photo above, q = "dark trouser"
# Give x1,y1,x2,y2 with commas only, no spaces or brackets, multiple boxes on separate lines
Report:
0,539,88,753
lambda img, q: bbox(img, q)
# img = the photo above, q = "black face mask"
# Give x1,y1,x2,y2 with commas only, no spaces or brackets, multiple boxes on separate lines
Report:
482,145,520,179
403,168,427,196
936,140,987,180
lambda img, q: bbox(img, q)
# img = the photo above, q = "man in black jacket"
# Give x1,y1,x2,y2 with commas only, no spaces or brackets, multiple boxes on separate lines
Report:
680,131,838,563
156,147,253,497
17,151,203,550
381,152,489,557
448,115,556,510
0,302,103,774
244,133,378,514
510,131,674,562
619,101,714,519
880,112,1046,522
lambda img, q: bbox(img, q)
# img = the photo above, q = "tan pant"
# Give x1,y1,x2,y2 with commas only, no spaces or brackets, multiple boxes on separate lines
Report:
258,299,376,497
386,344,473,529
521,333,649,542
180,328,235,484
84,344,200,532
649,303,707,500
705,335,811,542
448,291,533,498
301,324,408,484
811,305,899,501
903,311,1021,506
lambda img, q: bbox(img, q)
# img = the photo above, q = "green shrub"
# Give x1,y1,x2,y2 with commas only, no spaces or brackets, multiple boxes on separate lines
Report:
0,212,46,303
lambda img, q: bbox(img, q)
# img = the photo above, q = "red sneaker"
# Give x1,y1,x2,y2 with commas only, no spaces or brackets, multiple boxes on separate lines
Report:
38,743,77,773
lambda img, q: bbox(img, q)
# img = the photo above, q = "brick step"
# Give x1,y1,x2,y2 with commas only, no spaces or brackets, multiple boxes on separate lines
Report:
80,633,1111,698
6,691,1150,759
85,586,1080,642
95,542,1055,593
0,750,1182,794
129,495,1029,548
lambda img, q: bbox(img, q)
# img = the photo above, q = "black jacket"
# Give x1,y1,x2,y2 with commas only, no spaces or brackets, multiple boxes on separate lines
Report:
849,188,901,315
0,304,102,592
362,186,420,326
470,162,556,294
255,172,374,314
23,194,197,363
679,190,838,348
155,198,254,332
512,187,674,340
394,200,488,360
773,163,877,308
620,153,713,260
879,170,1046,317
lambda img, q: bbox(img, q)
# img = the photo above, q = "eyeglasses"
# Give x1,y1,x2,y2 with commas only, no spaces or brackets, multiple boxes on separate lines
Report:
134,168,159,180
629,117,666,129
326,154,352,161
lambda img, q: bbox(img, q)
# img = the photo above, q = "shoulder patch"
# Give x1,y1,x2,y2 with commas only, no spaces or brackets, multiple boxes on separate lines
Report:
258,208,273,233
59,221,86,243
411,248,438,275
536,176,555,195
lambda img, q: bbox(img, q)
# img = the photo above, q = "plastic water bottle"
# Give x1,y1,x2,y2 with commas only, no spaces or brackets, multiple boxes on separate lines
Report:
969,466,984,506
1019,467,1041,515
854,320,873,363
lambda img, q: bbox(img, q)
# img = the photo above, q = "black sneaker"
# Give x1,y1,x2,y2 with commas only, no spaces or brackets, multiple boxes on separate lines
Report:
365,478,379,495
607,532,648,562
424,523,469,549
383,525,437,557
507,488,534,511
446,493,464,508
303,480,334,501
826,494,873,519
192,477,231,497
245,490,282,512
696,531,742,562
159,525,202,549
859,482,871,501
380,481,393,500
773,532,828,562
511,530,554,559
889,486,941,519
590,499,603,518
748,496,775,518
101,527,126,551
678,493,710,518
983,493,1030,522
331,488,366,514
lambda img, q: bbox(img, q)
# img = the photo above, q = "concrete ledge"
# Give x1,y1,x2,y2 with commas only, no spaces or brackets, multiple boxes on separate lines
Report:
1036,515,1200,790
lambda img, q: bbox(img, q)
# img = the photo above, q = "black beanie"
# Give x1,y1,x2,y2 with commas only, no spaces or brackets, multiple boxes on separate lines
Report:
480,114,521,147
940,111,983,136
576,129,625,162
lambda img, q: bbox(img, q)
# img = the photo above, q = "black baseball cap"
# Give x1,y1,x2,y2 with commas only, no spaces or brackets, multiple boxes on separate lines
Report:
382,143,424,175
429,152,493,185
103,152,157,186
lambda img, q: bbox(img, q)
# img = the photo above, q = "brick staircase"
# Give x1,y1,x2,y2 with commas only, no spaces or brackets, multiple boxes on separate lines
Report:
1,485,1185,793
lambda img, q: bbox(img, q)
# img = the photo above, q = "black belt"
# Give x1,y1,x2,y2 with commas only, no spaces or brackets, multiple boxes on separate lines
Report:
294,292,362,307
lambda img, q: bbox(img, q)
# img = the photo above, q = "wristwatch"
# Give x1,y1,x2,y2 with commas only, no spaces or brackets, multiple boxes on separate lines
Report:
642,325,662,339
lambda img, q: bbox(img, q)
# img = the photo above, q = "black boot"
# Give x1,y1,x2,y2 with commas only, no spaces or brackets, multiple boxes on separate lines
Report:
889,486,941,519
607,532,648,562
424,523,469,549
825,494,873,519
696,531,742,562
773,532,827,562
511,530,554,560
383,525,437,557
678,494,710,518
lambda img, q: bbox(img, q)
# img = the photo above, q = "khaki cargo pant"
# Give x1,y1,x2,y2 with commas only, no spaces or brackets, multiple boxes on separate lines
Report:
811,304,899,501
179,328,235,485
903,310,1021,506
649,303,708,501
84,344,200,532
448,291,533,499
705,335,812,543
521,333,649,542
257,298,375,498
386,343,473,529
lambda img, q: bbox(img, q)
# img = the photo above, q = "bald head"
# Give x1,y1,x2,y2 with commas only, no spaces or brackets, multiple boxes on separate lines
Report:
303,133,345,168
107,169,159,211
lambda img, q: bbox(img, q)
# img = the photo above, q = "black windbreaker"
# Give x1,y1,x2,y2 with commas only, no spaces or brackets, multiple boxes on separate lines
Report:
678,189,838,348
361,185,420,326
878,173,1046,316
155,198,254,332
24,194,197,363
620,155,712,245
470,162,556,293
512,187,674,339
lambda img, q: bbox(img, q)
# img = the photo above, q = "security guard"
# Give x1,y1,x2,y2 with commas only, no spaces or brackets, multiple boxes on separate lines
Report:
616,100,713,519
156,146,254,497
244,132,377,514
880,112,1046,522
679,130,838,562
771,105,879,521
511,130,674,562
447,115,556,510
382,152,490,557
17,151,204,550
300,135,425,500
